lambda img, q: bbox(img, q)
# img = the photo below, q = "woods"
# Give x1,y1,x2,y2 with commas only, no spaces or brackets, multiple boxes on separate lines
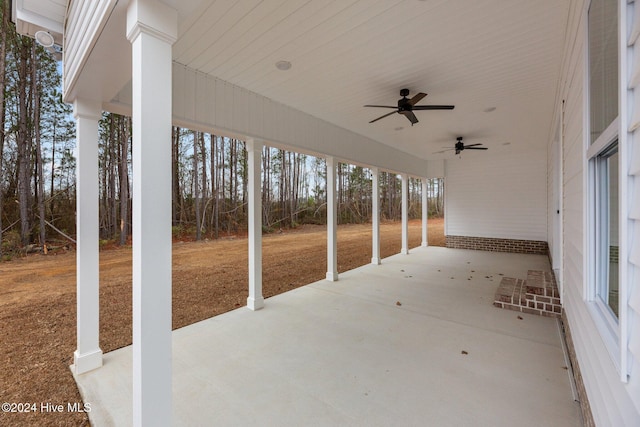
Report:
0,1,444,259
0,1,75,257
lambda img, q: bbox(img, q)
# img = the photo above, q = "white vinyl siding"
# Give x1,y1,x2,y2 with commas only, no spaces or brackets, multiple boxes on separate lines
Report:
552,0,640,424
445,148,547,241
109,63,429,179
623,0,640,415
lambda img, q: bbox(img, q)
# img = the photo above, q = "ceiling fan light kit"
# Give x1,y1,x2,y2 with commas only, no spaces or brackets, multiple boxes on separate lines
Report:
364,88,454,126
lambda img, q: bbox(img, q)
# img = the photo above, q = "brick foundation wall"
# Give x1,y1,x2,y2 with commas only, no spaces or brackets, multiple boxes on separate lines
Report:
561,311,595,427
446,235,548,255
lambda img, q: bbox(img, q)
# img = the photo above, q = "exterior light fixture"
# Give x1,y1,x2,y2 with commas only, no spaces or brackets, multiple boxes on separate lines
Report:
35,30,55,48
275,60,292,71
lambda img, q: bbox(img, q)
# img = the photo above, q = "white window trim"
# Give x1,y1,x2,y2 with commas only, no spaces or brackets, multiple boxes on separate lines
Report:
585,140,624,371
583,0,624,376
586,135,621,374
587,117,619,159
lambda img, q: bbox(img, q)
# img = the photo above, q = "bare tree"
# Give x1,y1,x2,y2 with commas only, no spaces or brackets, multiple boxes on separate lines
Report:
32,42,46,247
15,35,32,245
199,131,207,234
108,114,117,237
119,115,130,245
0,0,8,256
193,131,201,240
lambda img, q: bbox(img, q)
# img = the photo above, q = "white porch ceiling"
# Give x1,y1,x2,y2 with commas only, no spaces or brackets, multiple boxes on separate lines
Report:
58,0,570,161
161,0,570,160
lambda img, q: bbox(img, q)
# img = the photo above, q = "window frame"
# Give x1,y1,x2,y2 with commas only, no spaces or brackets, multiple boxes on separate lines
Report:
584,0,621,372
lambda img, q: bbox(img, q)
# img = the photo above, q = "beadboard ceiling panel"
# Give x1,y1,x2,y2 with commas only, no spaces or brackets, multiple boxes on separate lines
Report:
168,0,569,160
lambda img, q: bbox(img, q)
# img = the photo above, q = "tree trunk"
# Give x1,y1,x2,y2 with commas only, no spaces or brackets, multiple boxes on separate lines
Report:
262,146,270,226
119,116,130,245
241,141,247,220
200,131,207,234
211,134,218,238
171,126,181,225
16,36,32,246
109,114,117,238
220,138,225,232
0,0,8,256
33,43,46,247
193,131,201,240
50,93,57,213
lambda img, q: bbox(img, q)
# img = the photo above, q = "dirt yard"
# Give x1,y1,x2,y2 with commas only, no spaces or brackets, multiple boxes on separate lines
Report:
0,218,444,426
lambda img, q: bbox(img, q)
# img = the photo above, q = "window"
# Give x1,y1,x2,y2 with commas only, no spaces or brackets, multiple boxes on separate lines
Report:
594,142,619,317
587,0,619,333
588,0,618,144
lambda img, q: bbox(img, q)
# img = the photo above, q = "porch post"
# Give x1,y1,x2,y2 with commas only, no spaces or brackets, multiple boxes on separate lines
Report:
247,139,264,310
126,2,177,426
72,98,103,375
401,173,409,254
421,178,428,247
326,156,338,281
371,167,381,264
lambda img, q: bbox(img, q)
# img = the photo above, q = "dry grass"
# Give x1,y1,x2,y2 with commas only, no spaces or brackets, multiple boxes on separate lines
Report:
0,218,444,426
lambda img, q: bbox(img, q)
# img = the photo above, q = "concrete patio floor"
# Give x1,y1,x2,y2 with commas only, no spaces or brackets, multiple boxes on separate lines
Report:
73,246,583,426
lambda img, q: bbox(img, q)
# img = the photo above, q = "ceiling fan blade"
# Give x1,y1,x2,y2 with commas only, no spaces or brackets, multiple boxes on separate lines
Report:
364,105,397,108
464,143,483,147
400,110,419,125
369,111,398,123
412,105,455,110
433,148,454,154
407,92,427,106
465,147,488,150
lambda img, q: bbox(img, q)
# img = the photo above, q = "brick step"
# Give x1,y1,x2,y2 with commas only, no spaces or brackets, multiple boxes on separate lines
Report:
493,270,561,318
525,270,559,298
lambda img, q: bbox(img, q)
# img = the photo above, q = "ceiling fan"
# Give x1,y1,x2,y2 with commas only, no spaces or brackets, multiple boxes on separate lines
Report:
364,88,454,126
434,137,488,155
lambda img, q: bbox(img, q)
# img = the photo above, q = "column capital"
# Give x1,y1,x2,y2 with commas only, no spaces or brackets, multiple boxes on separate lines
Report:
127,0,178,44
246,139,263,152
73,98,102,121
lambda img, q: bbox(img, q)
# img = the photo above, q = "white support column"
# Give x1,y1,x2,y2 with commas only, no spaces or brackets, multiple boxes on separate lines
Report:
371,167,381,264
247,139,264,310
401,173,409,255
421,178,428,247
72,98,103,375
127,2,177,426
326,156,338,281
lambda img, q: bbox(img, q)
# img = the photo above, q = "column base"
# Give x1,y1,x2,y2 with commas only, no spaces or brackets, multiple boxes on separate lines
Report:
401,249,409,255
371,257,381,265
421,241,428,247
326,272,338,282
247,296,265,311
72,348,103,375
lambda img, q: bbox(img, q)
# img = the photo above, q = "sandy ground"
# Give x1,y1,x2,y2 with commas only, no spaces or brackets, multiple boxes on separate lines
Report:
0,218,443,426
